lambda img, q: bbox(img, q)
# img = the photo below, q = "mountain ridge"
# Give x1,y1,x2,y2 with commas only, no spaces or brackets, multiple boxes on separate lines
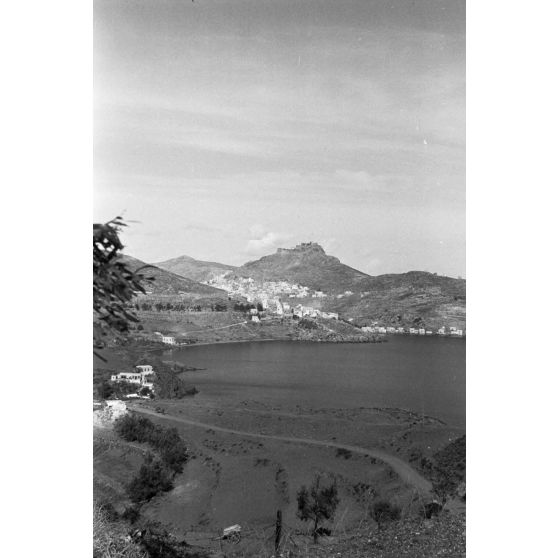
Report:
119,254,227,298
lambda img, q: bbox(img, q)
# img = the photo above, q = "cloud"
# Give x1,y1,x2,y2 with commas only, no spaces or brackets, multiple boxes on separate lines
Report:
244,225,292,256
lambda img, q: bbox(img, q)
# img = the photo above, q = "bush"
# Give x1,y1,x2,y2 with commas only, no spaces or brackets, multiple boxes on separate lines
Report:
93,502,147,558
297,475,339,543
371,500,401,528
114,414,188,474
128,456,173,503
133,522,205,558
335,448,352,459
115,414,155,443
122,506,141,524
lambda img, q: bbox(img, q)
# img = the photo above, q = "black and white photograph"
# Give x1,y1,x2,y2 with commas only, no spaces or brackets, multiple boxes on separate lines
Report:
93,1,466,556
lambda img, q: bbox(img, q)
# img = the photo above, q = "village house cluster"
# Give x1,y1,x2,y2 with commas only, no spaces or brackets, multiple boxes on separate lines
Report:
205,273,327,306
361,325,464,337
110,364,155,397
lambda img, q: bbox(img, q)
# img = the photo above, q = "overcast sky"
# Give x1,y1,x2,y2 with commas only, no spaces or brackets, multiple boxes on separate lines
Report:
94,0,465,277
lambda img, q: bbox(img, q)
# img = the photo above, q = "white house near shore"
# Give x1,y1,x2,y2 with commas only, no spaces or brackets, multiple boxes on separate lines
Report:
111,365,154,388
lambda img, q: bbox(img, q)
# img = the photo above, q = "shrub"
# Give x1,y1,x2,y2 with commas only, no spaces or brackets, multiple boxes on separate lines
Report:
297,475,339,543
122,506,141,524
371,500,401,528
115,414,155,443
93,502,147,558
114,414,188,473
335,448,352,459
128,456,173,503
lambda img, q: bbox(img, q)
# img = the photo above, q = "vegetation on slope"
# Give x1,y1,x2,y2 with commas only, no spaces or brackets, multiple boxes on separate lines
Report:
120,255,227,297
153,254,237,283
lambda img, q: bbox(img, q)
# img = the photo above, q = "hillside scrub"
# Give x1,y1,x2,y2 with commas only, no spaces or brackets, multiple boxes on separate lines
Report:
297,475,340,543
371,500,401,529
411,435,466,499
94,502,147,558
128,455,174,503
114,414,188,474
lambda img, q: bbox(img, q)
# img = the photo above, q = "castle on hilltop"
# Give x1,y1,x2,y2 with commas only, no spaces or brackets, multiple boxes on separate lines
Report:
277,242,324,254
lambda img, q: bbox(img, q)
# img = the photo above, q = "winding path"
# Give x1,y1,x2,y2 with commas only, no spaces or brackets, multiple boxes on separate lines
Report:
129,404,433,496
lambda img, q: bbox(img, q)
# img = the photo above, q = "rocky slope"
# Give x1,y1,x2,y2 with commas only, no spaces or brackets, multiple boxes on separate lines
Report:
237,242,370,293
325,271,466,329
119,255,227,298
153,254,237,283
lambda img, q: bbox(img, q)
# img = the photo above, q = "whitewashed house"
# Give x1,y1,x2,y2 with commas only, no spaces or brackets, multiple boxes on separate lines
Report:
111,372,143,384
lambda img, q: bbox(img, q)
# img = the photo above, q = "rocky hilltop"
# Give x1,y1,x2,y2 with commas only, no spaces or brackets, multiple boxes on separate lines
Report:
237,242,370,293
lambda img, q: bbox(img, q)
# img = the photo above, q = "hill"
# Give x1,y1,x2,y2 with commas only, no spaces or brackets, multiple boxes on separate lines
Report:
236,242,370,293
154,254,237,283
325,271,466,329
148,243,465,329
119,255,227,298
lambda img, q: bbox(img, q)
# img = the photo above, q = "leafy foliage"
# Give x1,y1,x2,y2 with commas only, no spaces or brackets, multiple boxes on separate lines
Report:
114,414,189,474
370,500,401,528
128,454,173,503
133,522,208,558
93,217,153,351
296,475,339,542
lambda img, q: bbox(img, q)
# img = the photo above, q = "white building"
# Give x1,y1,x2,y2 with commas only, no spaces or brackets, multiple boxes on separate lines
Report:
251,315,260,323
418,328,426,335
377,327,387,334
111,366,154,389
387,327,396,333
111,372,143,384
426,330,433,335
397,327,405,333
409,328,418,335
161,336,176,345
437,327,446,335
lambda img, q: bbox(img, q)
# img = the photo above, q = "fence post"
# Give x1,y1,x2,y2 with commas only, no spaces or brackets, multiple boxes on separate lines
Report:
275,509,282,556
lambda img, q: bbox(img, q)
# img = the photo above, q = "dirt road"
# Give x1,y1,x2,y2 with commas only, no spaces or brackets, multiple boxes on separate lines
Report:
129,404,433,496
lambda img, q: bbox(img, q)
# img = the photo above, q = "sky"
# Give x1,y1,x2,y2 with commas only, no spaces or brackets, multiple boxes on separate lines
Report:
94,0,465,277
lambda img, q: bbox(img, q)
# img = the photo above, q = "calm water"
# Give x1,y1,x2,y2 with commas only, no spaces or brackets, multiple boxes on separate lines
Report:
167,337,465,428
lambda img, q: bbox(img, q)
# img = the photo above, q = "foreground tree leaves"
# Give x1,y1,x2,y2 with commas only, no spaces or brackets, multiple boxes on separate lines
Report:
93,216,153,355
